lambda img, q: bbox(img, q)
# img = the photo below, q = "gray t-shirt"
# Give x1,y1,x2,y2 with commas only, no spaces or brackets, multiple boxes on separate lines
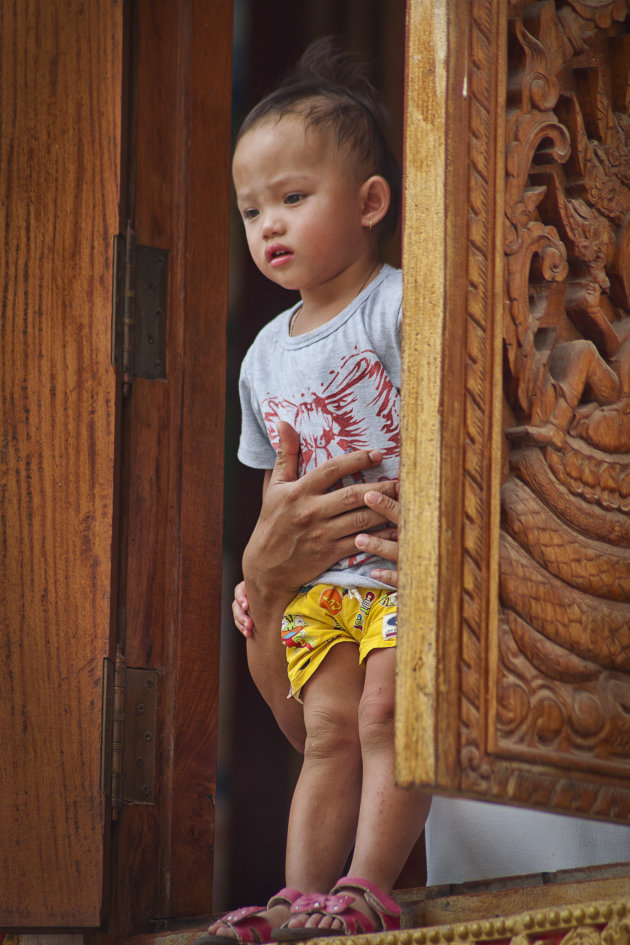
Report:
238,264,402,590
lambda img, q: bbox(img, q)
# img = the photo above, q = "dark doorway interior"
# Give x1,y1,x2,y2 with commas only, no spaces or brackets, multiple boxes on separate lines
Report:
216,0,408,912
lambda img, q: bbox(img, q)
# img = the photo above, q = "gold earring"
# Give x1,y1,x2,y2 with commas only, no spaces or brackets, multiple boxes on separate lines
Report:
369,218,374,231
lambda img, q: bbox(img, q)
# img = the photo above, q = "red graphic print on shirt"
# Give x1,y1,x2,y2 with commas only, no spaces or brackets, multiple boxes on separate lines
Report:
261,349,400,477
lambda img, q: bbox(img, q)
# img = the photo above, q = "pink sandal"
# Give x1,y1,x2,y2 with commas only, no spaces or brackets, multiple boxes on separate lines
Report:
273,875,401,940
200,888,303,945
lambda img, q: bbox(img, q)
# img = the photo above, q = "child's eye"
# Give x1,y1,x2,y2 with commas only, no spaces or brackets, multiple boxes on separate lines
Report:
285,193,305,205
242,207,259,221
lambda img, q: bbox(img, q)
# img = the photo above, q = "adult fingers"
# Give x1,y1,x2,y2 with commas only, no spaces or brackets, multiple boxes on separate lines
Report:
321,505,395,544
297,447,385,495
317,522,396,568
317,478,399,522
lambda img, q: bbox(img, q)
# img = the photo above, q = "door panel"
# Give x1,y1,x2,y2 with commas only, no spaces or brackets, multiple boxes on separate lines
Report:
0,0,124,926
111,0,232,932
398,0,630,822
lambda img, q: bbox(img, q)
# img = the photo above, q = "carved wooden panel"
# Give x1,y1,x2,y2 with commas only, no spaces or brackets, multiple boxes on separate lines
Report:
398,0,630,823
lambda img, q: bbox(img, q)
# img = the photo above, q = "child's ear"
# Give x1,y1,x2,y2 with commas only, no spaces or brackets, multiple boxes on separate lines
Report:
360,175,391,229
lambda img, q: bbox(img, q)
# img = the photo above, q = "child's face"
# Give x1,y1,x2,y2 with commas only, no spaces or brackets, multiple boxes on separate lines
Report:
232,114,369,295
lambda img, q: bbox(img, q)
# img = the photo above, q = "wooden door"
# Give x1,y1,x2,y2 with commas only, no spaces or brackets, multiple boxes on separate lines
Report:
398,0,630,824
0,0,232,931
109,0,232,932
0,0,124,926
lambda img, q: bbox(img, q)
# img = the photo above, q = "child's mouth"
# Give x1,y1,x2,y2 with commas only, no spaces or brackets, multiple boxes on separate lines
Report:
267,245,293,267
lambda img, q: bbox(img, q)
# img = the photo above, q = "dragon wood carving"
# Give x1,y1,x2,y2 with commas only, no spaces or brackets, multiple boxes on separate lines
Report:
496,0,630,805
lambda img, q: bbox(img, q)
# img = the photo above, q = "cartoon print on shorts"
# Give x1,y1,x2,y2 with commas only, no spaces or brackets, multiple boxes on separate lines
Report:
281,614,315,650
319,586,342,617
380,592,398,608
382,613,397,641
354,590,376,631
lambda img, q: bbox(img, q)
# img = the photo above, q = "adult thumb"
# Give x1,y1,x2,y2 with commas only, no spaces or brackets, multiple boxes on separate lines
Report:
271,421,300,484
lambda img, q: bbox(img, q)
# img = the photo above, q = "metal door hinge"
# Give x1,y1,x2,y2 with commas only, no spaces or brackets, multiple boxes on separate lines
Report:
112,222,168,395
102,649,159,818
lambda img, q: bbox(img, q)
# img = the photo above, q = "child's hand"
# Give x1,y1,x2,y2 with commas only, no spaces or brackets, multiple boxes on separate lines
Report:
355,489,400,587
232,580,254,637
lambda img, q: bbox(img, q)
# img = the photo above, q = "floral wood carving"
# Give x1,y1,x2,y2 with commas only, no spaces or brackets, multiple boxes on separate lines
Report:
450,0,630,820
489,0,630,816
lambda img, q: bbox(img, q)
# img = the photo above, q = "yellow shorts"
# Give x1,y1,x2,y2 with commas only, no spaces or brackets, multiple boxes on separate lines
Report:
281,584,398,701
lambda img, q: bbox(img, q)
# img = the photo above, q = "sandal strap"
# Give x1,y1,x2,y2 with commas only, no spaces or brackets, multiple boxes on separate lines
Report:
218,910,271,944
330,875,401,931
221,905,267,924
214,889,303,944
268,888,303,909
289,892,355,916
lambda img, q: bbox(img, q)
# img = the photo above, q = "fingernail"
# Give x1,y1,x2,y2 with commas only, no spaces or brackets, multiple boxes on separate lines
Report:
365,490,380,503
355,533,368,547
368,450,382,461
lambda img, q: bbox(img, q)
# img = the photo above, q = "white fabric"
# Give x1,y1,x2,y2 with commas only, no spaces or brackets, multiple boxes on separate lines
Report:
425,796,630,886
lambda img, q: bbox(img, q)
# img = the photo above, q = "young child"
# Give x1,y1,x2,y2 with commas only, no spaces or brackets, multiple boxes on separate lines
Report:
208,39,430,943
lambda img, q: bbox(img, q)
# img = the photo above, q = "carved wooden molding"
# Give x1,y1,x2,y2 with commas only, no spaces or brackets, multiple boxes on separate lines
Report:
315,898,630,945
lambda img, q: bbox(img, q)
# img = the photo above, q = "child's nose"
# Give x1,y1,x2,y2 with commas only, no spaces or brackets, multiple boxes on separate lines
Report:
261,211,285,238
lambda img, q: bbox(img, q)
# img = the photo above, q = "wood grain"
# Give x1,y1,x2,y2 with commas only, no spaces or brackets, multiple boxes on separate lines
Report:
110,0,232,932
0,0,123,926
397,0,448,788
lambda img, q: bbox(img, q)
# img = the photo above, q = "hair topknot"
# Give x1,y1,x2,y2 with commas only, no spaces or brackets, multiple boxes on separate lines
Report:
236,37,401,241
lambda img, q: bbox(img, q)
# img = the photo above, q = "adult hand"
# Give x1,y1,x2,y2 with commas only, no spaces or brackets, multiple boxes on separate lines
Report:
355,488,400,587
234,478,402,637
242,421,399,609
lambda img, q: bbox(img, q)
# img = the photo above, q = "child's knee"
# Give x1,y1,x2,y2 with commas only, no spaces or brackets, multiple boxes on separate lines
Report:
358,685,395,751
304,704,360,763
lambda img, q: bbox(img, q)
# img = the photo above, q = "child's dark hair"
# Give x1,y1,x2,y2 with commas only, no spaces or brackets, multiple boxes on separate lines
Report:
236,38,401,241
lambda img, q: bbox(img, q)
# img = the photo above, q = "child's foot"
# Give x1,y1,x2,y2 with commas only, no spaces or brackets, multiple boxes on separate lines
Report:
202,888,302,944
282,886,376,934
274,876,401,940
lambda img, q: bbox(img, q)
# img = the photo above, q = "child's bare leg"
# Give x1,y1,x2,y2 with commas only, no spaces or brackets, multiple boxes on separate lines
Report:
350,647,431,887
289,647,430,933
209,643,364,938
285,642,365,892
